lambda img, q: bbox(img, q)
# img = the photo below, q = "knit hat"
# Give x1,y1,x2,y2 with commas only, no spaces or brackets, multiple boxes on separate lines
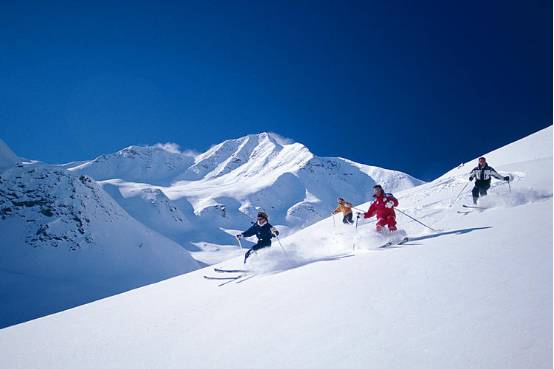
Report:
257,212,268,221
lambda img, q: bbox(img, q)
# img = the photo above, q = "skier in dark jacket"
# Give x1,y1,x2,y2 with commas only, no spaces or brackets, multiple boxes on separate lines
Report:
469,157,510,204
237,212,279,263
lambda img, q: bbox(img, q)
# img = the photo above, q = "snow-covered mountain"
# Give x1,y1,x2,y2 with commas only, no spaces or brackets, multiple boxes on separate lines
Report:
65,132,423,263
0,133,422,328
0,138,20,171
0,150,199,328
1,126,549,369
63,143,196,185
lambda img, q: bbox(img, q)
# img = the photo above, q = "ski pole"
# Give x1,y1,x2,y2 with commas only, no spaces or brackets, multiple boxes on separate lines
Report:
331,213,336,227
275,235,288,257
496,177,512,193
450,181,470,207
395,208,437,232
236,237,243,249
352,213,360,250
507,174,513,192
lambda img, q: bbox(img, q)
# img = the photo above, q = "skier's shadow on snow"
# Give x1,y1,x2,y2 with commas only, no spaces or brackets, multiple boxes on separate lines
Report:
253,253,356,276
246,227,492,279
406,226,492,244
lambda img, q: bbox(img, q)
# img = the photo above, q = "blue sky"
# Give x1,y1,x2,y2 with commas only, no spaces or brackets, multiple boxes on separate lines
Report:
0,0,551,180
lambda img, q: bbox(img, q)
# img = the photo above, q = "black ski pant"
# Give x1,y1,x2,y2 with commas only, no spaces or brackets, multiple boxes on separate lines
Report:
343,212,354,224
472,180,491,204
244,240,271,262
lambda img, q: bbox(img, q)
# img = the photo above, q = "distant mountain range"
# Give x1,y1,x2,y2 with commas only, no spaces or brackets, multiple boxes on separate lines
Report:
0,132,423,327
65,132,423,248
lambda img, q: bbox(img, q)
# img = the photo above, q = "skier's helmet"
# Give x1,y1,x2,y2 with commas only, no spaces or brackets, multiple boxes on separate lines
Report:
257,212,268,221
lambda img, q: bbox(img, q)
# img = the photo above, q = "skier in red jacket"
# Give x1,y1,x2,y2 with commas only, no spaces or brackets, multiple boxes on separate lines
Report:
363,184,399,232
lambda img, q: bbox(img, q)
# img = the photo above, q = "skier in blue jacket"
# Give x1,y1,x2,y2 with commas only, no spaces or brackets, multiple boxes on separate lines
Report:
237,212,279,263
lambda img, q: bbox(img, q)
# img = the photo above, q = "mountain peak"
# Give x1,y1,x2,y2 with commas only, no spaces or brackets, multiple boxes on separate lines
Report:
223,132,296,148
117,143,185,156
255,132,296,146
0,138,20,171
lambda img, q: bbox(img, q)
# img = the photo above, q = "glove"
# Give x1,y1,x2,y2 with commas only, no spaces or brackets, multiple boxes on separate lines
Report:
469,176,474,181
271,227,279,236
236,234,242,240
504,176,510,181
385,201,394,209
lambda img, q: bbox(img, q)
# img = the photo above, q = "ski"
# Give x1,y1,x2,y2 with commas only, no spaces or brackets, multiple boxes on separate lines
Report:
379,241,394,248
217,274,251,286
205,271,256,286
457,210,472,215
379,237,409,248
204,275,243,280
214,268,249,273
235,274,257,284
462,205,486,209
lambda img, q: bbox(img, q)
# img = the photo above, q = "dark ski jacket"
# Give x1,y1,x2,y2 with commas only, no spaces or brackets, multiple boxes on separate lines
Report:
242,222,278,246
469,164,504,184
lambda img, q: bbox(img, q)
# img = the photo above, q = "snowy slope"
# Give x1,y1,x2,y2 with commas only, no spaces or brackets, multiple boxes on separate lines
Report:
440,125,553,180
66,132,423,263
63,143,196,185
0,161,199,328
97,179,244,262
0,137,19,171
1,127,550,368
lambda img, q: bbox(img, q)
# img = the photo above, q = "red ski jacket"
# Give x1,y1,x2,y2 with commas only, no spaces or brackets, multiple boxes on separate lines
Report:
364,193,398,219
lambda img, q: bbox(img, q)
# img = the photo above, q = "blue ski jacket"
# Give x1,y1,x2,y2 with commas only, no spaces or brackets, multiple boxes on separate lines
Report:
242,222,278,245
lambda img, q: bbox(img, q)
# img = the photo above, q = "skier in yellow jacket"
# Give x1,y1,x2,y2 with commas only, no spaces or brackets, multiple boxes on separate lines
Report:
333,197,354,224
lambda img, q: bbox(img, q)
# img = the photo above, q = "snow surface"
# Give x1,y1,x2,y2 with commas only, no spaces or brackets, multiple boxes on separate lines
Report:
0,163,199,328
0,126,551,369
65,132,423,264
